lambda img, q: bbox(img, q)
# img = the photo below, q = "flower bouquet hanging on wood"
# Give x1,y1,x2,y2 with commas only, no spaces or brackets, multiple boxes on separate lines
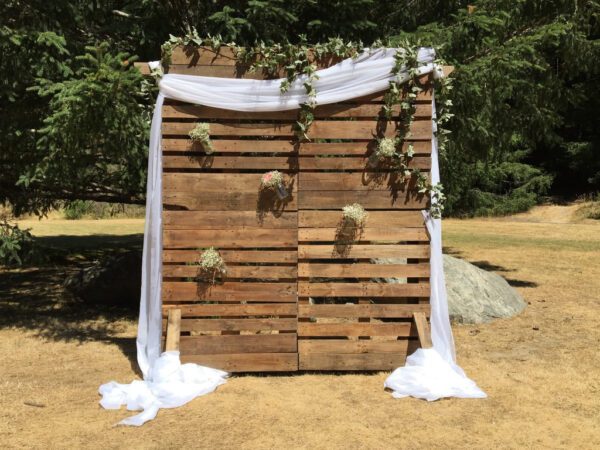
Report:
260,170,288,200
198,247,226,284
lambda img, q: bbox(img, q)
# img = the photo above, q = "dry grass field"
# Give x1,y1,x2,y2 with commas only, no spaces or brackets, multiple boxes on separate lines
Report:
1,205,599,449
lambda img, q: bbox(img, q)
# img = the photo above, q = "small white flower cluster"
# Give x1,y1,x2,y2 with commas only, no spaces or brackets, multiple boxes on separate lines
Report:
189,122,214,154
375,138,398,159
260,170,284,189
199,247,226,277
342,203,368,226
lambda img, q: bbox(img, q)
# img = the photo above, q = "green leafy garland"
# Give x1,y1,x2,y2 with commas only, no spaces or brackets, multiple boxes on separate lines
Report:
158,30,451,218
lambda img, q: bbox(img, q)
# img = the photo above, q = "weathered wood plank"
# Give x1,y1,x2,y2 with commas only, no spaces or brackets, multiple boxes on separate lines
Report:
166,303,297,317
298,210,424,228
163,281,297,302
162,120,432,140
163,228,298,248
298,339,410,354
299,304,430,318
298,190,428,210
298,141,431,156
413,311,433,349
181,353,298,372
162,102,431,120
163,211,297,229
163,155,298,170
162,139,431,155
298,228,429,242
176,318,297,332
298,322,413,337
298,244,429,259
163,173,297,193
298,156,431,171
299,172,426,191
299,352,406,370
163,191,298,211
298,282,430,297
163,249,297,264
164,265,297,280
179,334,297,354
298,263,429,278
163,139,297,153
164,309,181,352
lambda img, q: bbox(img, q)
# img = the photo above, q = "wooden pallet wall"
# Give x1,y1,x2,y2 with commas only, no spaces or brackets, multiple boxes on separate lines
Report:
158,46,433,372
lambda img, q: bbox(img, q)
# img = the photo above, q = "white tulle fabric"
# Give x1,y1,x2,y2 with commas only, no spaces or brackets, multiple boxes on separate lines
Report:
100,47,484,426
383,98,486,400
99,352,227,426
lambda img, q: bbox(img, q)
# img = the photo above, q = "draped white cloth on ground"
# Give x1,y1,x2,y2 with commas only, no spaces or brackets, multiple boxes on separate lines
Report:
100,47,484,426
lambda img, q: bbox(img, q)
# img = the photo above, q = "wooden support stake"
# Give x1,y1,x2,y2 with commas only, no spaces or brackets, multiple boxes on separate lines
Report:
165,308,182,352
413,312,433,349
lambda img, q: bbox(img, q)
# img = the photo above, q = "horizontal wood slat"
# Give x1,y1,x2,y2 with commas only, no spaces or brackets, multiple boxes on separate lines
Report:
176,318,297,332
298,228,429,242
299,352,407,370
298,322,413,337
299,244,429,259
181,353,298,372
163,249,297,264
163,139,298,153
298,282,430,297
298,210,424,228
298,156,431,171
298,191,428,210
163,265,297,279
298,339,411,354
298,263,430,278
163,156,297,170
179,334,297,354
163,281,297,302
163,228,297,248
162,120,432,140
163,192,298,211
166,303,297,316
162,140,431,155
299,304,429,318
299,172,426,191
163,102,431,120
163,155,431,171
163,211,297,229
163,173,297,192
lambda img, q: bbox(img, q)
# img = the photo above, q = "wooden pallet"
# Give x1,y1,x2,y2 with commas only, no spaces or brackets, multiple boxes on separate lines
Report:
152,45,438,372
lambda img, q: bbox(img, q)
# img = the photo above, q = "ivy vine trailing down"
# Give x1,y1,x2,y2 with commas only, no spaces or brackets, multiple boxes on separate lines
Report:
160,30,451,218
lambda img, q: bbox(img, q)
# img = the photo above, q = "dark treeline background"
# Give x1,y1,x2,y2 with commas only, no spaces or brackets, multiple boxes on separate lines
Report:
1,0,599,217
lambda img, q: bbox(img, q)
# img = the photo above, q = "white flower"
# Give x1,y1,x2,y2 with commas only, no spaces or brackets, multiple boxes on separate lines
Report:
342,203,368,226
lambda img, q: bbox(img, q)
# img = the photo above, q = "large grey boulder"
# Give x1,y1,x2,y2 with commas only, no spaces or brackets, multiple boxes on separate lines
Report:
372,255,526,324
443,254,526,324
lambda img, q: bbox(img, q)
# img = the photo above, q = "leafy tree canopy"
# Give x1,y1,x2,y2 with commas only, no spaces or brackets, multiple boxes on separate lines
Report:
1,0,599,217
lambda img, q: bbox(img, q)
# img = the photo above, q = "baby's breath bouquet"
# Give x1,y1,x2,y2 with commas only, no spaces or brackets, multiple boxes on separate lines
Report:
189,122,214,154
342,203,368,226
260,170,288,199
198,247,226,283
375,137,398,159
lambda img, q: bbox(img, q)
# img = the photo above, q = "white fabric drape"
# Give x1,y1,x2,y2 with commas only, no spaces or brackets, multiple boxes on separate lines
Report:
100,47,484,425
383,95,486,400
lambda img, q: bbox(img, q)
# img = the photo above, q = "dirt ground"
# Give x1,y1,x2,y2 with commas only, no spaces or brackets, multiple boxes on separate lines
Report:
1,206,599,449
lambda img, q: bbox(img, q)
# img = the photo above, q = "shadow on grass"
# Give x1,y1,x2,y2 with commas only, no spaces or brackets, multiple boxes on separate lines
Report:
0,233,144,374
443,246,538,288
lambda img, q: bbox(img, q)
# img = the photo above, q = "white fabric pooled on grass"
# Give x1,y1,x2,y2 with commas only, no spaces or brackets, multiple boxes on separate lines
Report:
99,351,227,426
384,348,486,401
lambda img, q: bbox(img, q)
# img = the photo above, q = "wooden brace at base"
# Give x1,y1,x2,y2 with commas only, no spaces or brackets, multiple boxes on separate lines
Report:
165,308,182,352
413,312,433,349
